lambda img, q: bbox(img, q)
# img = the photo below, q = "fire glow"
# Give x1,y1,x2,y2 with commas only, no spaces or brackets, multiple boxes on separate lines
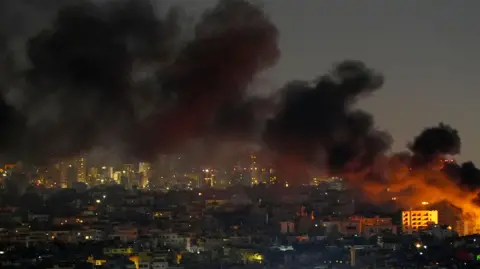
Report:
351,156,480,227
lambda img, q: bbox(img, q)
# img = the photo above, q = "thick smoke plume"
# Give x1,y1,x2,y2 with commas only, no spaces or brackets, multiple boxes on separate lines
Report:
264,61,392,174
358,123,480,223
2,1,480,224
0,0,279,162
409,123,461,167
1,0,480,197
0,1,400,177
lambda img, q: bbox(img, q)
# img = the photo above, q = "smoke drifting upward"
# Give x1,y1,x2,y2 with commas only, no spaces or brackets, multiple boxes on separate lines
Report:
0,0,279,162
409,123,461,167
263,61,392,175
135,0,279,159
407,124,480,190
358,123,480,222
2,1,480,223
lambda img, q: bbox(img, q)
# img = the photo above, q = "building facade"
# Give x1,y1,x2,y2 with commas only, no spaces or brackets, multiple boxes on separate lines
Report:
402,210,438,233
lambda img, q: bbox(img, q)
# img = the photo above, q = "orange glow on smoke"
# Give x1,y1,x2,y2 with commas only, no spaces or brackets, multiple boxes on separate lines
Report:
347,156,480,222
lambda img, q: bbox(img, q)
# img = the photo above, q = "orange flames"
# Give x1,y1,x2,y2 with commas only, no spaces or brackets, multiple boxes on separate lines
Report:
347,155,480,223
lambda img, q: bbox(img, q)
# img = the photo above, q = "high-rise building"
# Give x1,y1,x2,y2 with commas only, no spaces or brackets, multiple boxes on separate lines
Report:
201,168,215,187
122,164,135,189
55,155,87,187
259,168,269,184
268,168,277,185
56,160,74,188
138,162,150,176
138,162,151,188
87,167,98,184
74,156,86,183
434,200,461,230
113,171,122,183
231,167,244,186
250,155,259,185
64,164,76,188
402,210,438,233
99,166,114,180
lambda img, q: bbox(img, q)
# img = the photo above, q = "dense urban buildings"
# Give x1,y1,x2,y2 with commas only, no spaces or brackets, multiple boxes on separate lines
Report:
0,0,477,268
0,154,478,269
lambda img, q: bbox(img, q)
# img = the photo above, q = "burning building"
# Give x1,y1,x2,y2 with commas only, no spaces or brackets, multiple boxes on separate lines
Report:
402,210,438,234
457,220,480,236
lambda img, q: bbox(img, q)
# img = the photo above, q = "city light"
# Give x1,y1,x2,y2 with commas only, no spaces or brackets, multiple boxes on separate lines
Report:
421,201,429,205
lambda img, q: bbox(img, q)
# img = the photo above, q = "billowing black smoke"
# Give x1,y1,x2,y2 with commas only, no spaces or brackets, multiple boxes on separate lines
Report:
457,162,480,189
408,124,480,189
0,0,279,163
263,61,392,174
408,123,461,167
0,1,400,175
2,0,476,191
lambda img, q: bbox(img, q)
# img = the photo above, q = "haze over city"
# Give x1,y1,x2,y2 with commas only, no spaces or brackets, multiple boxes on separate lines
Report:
2,0,480,161
167,0,480,164
0,0,480,268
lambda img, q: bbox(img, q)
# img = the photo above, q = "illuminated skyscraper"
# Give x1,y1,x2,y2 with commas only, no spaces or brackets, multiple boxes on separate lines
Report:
74,156,86,183
268,168,277,185
250,154,260,185
201,168,215,187
138,162,151,189
113,171,122,183
55,155,87,187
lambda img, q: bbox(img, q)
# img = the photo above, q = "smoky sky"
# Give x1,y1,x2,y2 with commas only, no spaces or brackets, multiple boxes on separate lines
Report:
404,123,480,189
409,123,461,166
0,0,279,163
0,0,474,183
264,61,392,173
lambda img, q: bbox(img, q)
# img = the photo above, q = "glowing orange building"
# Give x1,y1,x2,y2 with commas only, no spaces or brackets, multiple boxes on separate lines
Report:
402,210,438,233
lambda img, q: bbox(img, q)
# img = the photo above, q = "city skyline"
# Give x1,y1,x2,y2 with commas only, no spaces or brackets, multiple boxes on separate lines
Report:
0,2,479,267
